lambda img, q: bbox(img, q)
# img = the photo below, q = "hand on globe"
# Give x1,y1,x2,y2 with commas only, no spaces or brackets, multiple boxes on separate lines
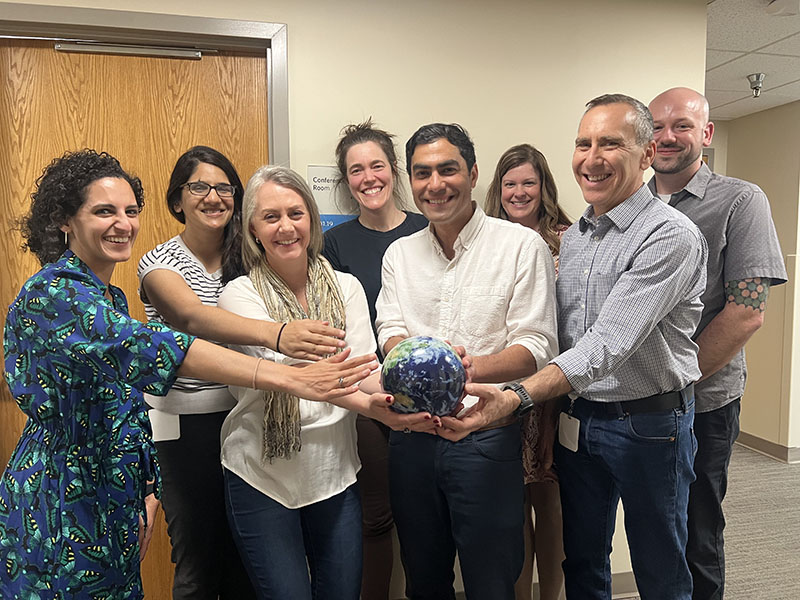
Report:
436,383,520,442
363,393,438,434
382,336,466,417
447,343,475,384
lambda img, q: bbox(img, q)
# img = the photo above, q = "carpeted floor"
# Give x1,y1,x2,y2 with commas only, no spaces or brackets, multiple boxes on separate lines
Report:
617,443,800,600
723,443,800,599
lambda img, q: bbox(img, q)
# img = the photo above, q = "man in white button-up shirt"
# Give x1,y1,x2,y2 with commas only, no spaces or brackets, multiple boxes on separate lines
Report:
375,123,558,600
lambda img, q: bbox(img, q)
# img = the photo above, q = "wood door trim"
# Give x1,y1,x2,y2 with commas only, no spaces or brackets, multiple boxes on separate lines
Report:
0,1,289,166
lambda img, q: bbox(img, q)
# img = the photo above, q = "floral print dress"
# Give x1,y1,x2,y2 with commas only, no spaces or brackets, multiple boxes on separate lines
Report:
0,252,193,599
521,224,570,484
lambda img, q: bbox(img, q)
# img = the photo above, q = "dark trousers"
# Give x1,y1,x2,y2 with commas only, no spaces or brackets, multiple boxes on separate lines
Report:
389,424,524,600
355,415,395,600
156,412,255,600
687,398,741,600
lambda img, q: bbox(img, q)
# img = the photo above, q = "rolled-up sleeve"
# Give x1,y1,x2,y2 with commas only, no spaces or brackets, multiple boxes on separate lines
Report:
506,236,559,371
375,243,409,350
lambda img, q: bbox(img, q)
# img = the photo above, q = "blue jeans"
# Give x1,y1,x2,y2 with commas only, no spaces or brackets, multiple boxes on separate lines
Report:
389,424,524,600
555,391,696,600
687,398,740,600
224,470,362,600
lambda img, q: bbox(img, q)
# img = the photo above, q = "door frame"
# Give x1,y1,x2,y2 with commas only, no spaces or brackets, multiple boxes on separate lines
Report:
0,1,289,166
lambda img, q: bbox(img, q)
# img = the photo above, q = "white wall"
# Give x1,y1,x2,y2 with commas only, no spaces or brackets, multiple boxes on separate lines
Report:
11,0,708,218
7,0,711,590
708,119,728,175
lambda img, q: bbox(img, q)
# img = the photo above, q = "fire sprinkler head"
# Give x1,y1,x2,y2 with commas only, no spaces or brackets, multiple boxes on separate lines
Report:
747,73,766,98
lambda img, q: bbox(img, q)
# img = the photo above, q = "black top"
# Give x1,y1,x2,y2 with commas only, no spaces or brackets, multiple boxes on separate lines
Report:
323,211,428,348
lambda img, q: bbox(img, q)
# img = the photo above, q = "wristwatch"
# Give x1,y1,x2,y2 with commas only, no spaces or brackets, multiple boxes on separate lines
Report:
503,382,535,417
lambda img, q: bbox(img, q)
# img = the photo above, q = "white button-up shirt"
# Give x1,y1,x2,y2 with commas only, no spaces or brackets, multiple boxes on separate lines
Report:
376,205,558,382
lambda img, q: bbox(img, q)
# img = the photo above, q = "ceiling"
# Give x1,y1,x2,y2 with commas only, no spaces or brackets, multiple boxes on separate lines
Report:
706,0,800,119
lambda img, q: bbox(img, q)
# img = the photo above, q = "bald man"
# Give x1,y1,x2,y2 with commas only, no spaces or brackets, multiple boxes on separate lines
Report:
648,87,787,600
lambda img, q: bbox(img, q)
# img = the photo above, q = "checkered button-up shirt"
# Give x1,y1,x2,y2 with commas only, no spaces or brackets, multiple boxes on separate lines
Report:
551,184,708,402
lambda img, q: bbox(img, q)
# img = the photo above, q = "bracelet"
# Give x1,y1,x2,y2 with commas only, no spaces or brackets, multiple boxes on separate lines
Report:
144,481,155,496
276,322,288,353
252,357,263,390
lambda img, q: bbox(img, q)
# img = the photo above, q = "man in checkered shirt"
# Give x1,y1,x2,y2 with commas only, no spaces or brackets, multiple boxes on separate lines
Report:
439,94,708,600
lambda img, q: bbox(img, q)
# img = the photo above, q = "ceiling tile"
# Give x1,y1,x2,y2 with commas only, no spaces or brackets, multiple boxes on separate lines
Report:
707,49,747,69
707,0,800,52
706,53,800,91
707,89,750,108
755,31,800,55
709,90,799,119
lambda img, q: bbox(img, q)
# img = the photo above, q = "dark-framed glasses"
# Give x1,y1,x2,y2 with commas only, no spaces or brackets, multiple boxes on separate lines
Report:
182,181,236,198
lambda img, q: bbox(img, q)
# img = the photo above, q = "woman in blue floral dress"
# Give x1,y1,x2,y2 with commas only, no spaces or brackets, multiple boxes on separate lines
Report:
0,150,378,600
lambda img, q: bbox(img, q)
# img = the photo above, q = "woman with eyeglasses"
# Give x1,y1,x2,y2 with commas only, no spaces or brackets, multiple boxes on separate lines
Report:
138,147,347,600
0,149,377,600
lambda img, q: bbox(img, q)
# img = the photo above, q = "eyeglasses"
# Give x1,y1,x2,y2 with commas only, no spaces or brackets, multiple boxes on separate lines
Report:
182,181,236,199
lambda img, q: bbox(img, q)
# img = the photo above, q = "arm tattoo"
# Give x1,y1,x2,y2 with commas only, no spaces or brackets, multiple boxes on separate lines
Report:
725,277,770,312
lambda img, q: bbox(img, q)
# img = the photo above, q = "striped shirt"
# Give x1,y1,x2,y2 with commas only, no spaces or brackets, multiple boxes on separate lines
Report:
138,235,234,413
551,184,708,402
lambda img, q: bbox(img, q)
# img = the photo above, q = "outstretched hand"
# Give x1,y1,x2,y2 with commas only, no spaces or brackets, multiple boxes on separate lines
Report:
289,348,378,401
279,320,346,360
436,383,520,442
363,393,438,434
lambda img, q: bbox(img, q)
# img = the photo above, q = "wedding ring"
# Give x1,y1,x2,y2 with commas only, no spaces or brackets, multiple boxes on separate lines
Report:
338,376,345,388
403,427,411,434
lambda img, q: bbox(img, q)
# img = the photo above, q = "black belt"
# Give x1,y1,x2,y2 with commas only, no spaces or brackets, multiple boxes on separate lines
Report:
576,384,692,416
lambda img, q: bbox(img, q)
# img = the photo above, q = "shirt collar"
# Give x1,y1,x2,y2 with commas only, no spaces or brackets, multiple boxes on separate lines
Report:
425,201,484,254
61,250,123,300
578,184,655,233
647,161,712,201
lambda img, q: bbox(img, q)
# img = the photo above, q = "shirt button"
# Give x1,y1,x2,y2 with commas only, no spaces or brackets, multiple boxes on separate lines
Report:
580,303,585,309
583,269,589,275
593,236,600,242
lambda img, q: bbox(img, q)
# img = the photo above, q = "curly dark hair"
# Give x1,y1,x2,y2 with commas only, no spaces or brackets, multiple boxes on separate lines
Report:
19,149,144,266
165,146,245,284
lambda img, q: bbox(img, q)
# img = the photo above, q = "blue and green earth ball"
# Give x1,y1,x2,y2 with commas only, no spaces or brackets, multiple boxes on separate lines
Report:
381,336,466,416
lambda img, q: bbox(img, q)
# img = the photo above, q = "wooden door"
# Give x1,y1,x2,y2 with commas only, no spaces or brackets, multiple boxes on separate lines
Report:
0,39,269,598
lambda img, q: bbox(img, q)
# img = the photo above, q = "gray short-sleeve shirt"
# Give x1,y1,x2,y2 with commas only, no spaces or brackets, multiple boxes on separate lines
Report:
648,163,787,412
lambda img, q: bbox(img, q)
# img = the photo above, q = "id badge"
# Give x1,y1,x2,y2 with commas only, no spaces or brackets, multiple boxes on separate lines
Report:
149,409,180,442
558,412,580,452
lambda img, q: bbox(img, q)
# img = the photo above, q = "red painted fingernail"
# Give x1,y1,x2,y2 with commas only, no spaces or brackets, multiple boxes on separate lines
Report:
385,396,392,403
424,415,431,420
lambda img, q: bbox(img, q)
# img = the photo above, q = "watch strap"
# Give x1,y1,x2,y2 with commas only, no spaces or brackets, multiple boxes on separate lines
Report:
503,382,535,417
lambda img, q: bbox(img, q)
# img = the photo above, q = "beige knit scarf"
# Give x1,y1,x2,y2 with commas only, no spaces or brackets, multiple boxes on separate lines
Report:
249,255,346,463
